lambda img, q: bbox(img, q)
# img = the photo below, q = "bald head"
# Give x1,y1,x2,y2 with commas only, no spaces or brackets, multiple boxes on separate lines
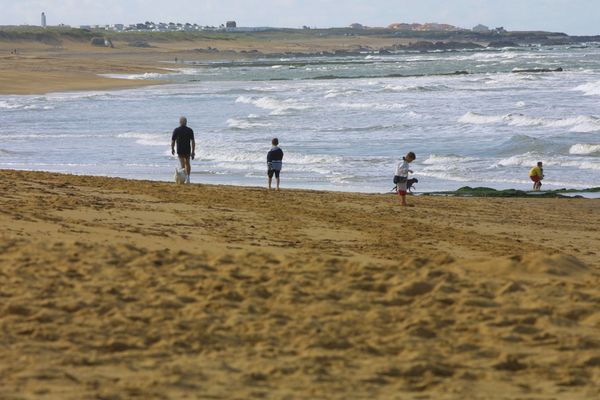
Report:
179,116,187,126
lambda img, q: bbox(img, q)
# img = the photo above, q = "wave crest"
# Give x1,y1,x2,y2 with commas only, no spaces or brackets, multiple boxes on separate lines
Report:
459,112,600,132
569,144,600,155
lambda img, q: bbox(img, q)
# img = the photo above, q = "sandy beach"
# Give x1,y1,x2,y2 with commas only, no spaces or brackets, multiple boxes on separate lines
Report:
0,33,415,95
1,169,599,399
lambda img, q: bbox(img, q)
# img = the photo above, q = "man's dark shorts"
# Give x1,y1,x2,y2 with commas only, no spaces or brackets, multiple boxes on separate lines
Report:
178,152,191,158
268,168,280,179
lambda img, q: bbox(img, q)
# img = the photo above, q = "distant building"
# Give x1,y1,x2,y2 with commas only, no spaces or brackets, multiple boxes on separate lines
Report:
79,25,91,30
226,21,237,28
41,12,46,28
472,24,490,33
388,22,461,32
350,23,364,30
494,26,507,34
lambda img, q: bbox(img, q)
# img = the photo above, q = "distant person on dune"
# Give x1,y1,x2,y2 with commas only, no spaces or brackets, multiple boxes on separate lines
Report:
171,116,195,184
529,161,544,191
395,152,416,206
267,138,284,190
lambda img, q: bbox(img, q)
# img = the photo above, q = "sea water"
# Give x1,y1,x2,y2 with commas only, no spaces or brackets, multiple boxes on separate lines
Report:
1,45,599,193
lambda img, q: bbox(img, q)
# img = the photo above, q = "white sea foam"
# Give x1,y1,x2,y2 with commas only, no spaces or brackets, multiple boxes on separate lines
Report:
100,72,166,80
117,132,169,146
574,81,600,96
324,89,359,98
235,96,309,115
0,100,20,109
383,84,448,92
226,118,273,130
458,112,504,124
498,152,600,170
569,144,600,155
336,102,409,111
423,154,478,165
459,112,600,132
0,100,53,110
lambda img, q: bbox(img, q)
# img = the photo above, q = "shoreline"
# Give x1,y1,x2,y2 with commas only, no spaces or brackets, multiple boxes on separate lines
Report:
2,28,598,95
1,168,599,199
1,169,599,399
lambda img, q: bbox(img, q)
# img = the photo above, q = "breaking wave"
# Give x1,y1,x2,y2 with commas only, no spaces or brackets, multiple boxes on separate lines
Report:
117,132,169,146
226,118,273,130
569,144,600,155
235,96,310,115
574,81,600,96
459,112,600,132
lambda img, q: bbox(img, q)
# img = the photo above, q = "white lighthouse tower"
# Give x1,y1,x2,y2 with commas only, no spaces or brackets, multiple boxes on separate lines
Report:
41,12,47,28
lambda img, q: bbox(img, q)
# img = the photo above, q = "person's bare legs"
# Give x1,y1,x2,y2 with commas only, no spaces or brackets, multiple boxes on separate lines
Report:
397,190,407,206
179,156,191,183
276,177,280,191
268,176,273,190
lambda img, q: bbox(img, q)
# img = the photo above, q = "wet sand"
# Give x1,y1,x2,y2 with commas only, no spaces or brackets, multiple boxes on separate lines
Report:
1,169,599,399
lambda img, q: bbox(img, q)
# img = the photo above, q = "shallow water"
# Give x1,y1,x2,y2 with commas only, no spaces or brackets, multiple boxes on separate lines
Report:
1,45,600,192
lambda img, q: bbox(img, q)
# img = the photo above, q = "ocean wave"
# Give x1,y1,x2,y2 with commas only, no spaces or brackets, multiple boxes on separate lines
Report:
569,144,600,155
423,154,478,165
574,80,600,96
498,152,600,170
336,102,409,111
0,100,54,111
226,118,273,130
382,84,449,92
117,132,169,146
324,89,360,98
235,96,310,115
100,72,167,80
459,112,600,132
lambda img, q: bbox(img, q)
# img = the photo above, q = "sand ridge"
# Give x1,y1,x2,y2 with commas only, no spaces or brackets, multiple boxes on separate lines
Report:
1,170,599,399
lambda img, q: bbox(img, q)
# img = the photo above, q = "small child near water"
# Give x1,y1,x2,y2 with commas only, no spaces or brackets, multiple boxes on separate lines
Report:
529,161,544,191
395,152,416,206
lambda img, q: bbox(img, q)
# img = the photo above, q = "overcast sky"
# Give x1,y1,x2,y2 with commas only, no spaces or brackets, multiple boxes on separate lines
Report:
0,0,597,35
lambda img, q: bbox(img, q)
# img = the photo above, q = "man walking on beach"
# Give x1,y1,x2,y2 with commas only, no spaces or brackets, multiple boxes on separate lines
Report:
267,138,284,190
171,116,195,184
529,161,544,191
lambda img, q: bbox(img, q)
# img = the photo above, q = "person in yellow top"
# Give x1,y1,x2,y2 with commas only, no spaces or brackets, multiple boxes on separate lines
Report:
529,161,544,191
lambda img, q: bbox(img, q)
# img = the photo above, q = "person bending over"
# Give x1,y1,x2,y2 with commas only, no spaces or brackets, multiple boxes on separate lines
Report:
529,161,544,191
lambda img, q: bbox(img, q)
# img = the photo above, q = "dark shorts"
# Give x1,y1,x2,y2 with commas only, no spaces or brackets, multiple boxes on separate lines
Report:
268,168,281,179
178,152,191,158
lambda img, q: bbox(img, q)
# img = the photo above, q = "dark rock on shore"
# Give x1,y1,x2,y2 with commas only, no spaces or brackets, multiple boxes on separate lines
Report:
392,41,484,52
512,67,563,73
487,40,520,48
90,37,113,48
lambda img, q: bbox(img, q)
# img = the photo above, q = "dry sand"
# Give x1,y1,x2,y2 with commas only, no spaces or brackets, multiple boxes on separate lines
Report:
1,169,599,399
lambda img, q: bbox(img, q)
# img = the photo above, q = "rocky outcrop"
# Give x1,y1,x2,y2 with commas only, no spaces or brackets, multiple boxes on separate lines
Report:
392,41,484,52
90,37,113,48
487,40,520,48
